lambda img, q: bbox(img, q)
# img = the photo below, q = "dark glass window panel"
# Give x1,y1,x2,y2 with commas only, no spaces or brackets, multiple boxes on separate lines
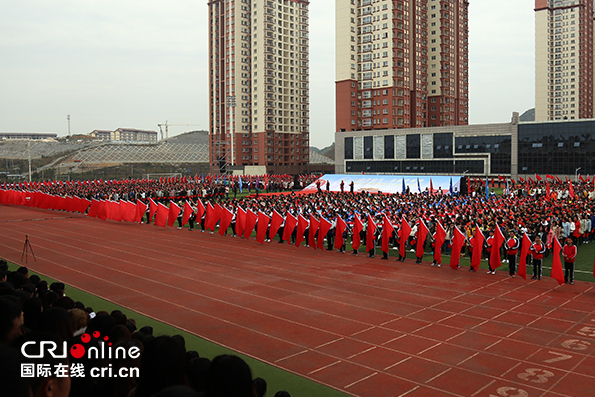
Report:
364,136,373,159
406,134,420,159
344,137,353,159
384,135,394,159
433,132,453,158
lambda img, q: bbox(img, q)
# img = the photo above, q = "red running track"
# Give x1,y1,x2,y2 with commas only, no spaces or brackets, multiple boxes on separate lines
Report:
1,205,594,397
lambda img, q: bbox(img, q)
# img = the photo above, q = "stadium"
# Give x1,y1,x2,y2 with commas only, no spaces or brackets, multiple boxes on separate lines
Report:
1,172,594,397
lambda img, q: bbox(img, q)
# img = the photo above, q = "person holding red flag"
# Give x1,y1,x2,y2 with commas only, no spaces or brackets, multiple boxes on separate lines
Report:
431,221,446,267
485,230,496,274
381,215,394,260
352,215,364,255
530,235,547,280
562,237,577,284
398,217,412,262
366,214,377,258
334,216,347,253
505,229,520,277
414,219,429,264
470,225,484,272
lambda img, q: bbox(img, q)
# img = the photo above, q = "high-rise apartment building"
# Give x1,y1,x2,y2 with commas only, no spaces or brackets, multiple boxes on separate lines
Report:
336,0,469,132
208,0,310,174
336,0,469,131
535,0,593,121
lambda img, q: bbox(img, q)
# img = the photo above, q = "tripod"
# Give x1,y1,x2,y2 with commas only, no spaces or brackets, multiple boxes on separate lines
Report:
21,235,36,264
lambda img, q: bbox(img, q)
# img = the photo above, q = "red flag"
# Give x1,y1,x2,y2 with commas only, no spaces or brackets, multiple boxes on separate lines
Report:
519,177,525,183
433,221,446,264
535,174,542,181
471,226,484,271
269,210,284,242
550,236,564,285
579,174,585,183
381,215,394,253
546,180,551,200
236,207,246,237
569,180,575,198
498,174,504,182
366,214,377,253
136,200,147,223
334,216,347,250
416,220,429,259
97,200,107,221
283,213,297,244
204,202,216,231
399,217,411,258
295,214,308,247
518,232,532,280
490,224,505,270
167,201,181,227
182,201,193,226
317,217,332,250
546,174,554,180
196,199,205,220
106,201,121,222
308,215,320,249
218,206,234,236
256,211,270,243
353,216,364,251
124,200,137,222
449,226,465,269
148,199,158,224
243,209,258,239
429,178,434,194
154,203,169,227
87,199,100,218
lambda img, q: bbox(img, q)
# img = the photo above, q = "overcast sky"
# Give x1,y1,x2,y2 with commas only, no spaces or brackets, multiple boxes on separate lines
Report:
0,1,534,148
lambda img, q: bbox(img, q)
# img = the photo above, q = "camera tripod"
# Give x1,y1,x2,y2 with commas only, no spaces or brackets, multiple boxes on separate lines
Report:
21,235,36,264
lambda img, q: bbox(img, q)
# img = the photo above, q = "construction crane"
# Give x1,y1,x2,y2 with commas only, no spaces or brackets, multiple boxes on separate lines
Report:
157,121,201,140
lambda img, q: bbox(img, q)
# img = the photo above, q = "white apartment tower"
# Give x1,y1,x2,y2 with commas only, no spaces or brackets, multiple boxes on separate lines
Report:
208,0,310,174
535,0,594,121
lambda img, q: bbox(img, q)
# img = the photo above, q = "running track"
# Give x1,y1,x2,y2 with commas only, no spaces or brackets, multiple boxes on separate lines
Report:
1,205,595,397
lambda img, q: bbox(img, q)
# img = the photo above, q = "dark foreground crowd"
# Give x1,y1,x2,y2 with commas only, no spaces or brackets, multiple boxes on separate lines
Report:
0,260,292,397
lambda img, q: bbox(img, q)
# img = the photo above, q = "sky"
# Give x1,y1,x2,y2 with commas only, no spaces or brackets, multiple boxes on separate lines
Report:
0,1,535,149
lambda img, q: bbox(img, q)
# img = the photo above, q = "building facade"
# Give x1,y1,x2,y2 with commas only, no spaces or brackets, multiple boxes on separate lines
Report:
535,0,594,121
88,129,158,142
335,112,595,179
208,0,310,174
0,133,58,140
335,0,469,133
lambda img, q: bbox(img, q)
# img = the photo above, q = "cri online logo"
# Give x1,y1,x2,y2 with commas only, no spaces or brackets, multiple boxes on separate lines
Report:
70,331,112,359
22,331,140,360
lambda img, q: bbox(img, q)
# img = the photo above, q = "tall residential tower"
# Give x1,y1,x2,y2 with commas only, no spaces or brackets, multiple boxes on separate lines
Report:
208,0,310,173
535,0,594,121
336,0,469,132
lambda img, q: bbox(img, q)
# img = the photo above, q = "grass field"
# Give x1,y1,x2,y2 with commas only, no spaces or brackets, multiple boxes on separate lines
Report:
5,260,348,397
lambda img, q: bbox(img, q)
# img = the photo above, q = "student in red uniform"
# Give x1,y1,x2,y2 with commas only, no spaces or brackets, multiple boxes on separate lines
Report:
468,233,476,272
505,229,520,277
430,227,441,268
530,235,547,280
485,230,495,274
562,237,577,285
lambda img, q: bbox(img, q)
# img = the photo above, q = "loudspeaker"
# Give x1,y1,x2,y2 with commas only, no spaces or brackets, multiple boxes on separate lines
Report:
460,176,468,195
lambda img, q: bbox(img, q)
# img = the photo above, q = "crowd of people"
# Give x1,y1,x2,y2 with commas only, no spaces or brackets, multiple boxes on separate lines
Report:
0,260,293,397
3,175,595,284
3,174,321,203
